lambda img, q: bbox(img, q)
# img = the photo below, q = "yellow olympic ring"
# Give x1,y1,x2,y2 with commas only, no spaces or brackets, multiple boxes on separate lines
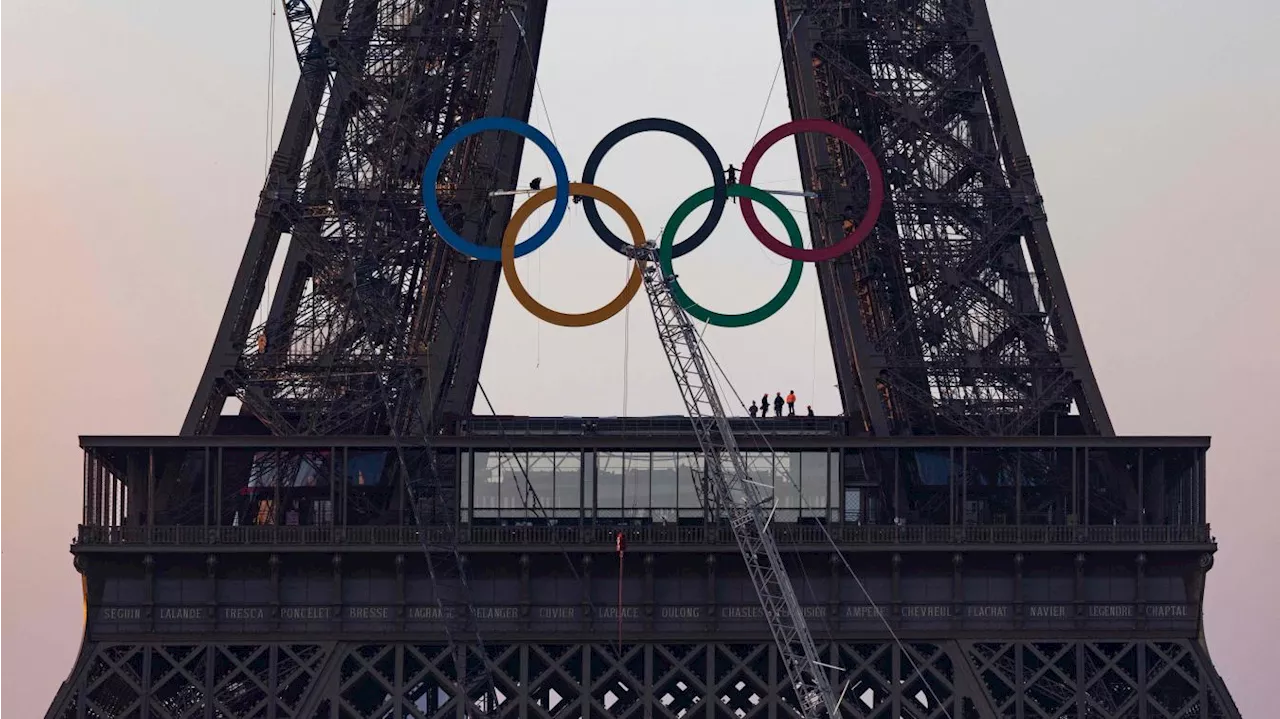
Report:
501,182,647,328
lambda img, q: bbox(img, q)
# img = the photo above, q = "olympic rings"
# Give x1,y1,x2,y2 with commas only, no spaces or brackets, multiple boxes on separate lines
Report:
660,185,805,328
502,183,648,328
739,119,885,262
421,116,885,328
580,118,726,259
422,117,571,261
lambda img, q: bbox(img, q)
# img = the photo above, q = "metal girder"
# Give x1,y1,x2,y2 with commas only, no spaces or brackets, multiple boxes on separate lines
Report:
775,0,1113,437
180,0,345,437
182,0,546,437
47,639,1242,719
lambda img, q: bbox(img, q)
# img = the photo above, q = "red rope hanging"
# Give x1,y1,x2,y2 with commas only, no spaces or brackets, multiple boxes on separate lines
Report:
615,530,627,653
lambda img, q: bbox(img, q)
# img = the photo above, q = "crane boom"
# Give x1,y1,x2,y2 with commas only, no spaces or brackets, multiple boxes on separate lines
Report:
633,246,842,718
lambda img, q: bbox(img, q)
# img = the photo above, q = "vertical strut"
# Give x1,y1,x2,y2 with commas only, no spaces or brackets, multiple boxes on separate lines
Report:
632,246,840,718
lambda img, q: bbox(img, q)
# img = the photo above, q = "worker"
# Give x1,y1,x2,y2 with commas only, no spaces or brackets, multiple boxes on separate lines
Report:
786,390,796,416
761,393,771,417
257,332,267,354
806,405,815,417
773,393,784,417
749,401,759,418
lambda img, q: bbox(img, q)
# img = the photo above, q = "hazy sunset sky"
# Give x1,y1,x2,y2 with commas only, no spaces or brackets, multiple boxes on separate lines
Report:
3,1,1278,716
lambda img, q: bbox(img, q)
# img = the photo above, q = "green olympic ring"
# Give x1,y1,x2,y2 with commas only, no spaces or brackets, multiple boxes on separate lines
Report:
659,184,805,328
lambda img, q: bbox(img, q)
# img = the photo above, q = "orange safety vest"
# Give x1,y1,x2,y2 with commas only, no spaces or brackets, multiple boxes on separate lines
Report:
786,393,796,404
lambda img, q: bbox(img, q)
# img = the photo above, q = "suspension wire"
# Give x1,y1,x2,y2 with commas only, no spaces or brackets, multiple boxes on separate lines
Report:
751,60,785,148
264,0,277,178
699,336,956,719
259,0,278,328
508,8,560,151
622,262,632,415
750,11,804,145
510,3,559,372
793,548,840,663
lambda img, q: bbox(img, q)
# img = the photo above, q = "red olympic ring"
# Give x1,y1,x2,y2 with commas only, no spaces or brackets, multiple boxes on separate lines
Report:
739,119,885,262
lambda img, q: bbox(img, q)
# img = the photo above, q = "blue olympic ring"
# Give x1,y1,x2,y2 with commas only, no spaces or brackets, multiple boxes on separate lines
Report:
421,117,571,261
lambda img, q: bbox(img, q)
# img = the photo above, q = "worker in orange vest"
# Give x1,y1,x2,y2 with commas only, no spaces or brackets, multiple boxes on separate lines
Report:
786,391,797,416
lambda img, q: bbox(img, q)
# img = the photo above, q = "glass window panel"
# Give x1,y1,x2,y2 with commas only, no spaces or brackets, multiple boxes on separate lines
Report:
597,453,624,519
313,499,334,525
474,452,501,518
624,452,651,518
718,456,738,509
800,451,828,517
844,488,862,523
527,452,556,516
651,453,678,523
583,452,595,517
829,452,841,521
677,453,702,519
554,452,582,518
772,452,801,522
346,452,388,486
465,450,476,506
497,452,526,519
748,452,774,501
460,452,472,513
718,453,769,510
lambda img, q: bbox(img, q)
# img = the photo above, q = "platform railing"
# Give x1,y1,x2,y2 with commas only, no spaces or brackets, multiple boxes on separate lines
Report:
459,416,850,436
74,523,1213,547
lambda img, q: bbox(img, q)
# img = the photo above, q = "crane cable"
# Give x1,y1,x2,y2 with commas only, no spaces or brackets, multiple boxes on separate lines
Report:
509,5,563,371
699,335,954,719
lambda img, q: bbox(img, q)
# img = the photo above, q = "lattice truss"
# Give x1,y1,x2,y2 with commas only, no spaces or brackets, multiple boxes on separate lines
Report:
50,640,1239,719
795,0,1103,435
191,0,521,437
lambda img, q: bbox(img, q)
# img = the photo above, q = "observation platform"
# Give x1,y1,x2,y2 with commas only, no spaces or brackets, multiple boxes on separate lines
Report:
76,417,1213,552
70,418,1217,641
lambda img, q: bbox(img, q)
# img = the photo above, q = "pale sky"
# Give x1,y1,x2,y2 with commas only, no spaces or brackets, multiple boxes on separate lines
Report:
3,1,1279,716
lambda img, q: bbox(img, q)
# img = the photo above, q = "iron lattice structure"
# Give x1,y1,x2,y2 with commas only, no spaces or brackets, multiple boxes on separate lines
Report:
779,0,1111,436
44,1,1245,718
182,0,545,437
54,640,1239,719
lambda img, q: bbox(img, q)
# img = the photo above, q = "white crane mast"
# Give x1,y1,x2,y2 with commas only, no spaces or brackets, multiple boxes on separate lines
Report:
631,245,842,718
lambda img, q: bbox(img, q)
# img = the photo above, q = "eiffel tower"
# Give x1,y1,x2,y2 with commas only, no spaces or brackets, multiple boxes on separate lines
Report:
48,1,1242,717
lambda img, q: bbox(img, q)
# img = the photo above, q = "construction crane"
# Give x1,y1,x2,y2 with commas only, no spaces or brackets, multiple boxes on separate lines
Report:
629,242,844,718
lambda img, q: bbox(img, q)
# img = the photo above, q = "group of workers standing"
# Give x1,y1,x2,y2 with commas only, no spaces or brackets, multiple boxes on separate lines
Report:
749,391,813,418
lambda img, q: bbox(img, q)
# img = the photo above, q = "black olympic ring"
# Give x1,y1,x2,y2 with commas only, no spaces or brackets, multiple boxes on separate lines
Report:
578,118,727,259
